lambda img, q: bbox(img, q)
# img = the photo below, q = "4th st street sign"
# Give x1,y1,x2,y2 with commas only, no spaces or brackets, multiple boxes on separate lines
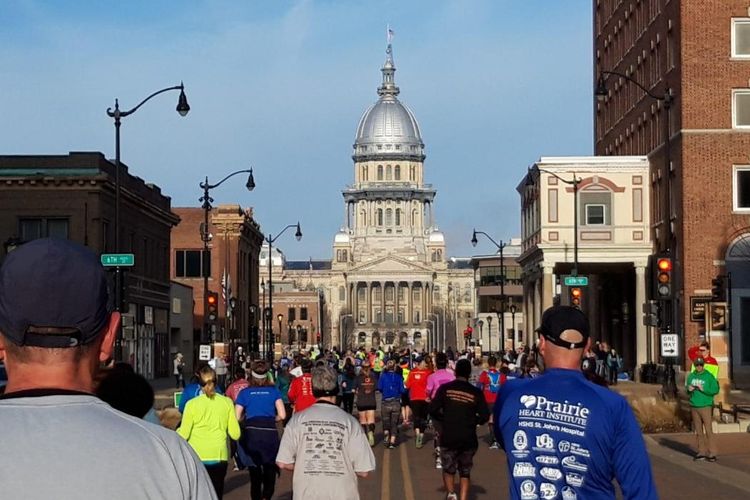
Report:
563,275,589,287
101,253,135,267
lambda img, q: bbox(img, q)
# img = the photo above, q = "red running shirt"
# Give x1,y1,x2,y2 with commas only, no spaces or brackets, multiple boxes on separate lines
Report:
406,368,431,401
288,373,316,412
478,369,506,404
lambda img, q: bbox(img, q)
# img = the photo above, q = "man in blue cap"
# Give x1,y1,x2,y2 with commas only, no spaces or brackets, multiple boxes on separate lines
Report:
0,238,216,499
494,305,658,500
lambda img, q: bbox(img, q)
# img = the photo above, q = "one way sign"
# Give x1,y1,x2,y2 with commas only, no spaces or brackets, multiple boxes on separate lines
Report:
660,334,678,357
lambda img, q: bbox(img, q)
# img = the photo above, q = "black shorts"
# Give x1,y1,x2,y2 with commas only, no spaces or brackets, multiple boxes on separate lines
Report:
357,405,376,412
401,393,410,406
440,448,477,478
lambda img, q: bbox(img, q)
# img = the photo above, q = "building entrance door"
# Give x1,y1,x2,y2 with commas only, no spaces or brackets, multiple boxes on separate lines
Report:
726,234,750,387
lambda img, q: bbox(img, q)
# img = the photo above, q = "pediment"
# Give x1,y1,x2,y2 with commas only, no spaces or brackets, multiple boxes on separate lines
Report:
350,255,431,274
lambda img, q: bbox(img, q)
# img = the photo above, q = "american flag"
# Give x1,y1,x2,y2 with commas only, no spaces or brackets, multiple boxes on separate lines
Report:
387,25,394,44
221,268,232,303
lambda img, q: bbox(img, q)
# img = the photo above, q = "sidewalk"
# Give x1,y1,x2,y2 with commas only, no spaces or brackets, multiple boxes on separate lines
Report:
646,432,750,492
151,377,181,410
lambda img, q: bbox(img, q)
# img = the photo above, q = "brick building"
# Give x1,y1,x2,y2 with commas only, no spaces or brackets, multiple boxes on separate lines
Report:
265,288,323,353
594,1,750,384
171,205,263,362
0,152,179,378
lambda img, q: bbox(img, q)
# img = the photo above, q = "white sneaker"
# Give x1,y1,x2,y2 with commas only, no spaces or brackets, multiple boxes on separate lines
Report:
446,493,458,500
435,458,443,469
489,441,500,449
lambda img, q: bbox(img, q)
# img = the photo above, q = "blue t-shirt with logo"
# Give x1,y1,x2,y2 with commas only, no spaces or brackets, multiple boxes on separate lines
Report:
235,386,283,420
494,369,657,500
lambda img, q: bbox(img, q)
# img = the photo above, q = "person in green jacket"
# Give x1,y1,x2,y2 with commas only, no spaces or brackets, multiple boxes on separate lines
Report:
178,366,241,498
686,357,720,462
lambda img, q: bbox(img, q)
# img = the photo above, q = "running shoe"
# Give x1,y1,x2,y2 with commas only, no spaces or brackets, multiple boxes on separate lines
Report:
368,431,375,447
416,434,423,449
489,441,500,449
387,442,396,449
446,493,458,500
435,457,442,469
693,454,707,461
707,456,717,462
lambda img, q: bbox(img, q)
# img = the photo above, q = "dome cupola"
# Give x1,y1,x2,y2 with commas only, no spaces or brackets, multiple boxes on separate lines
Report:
353,41,425,162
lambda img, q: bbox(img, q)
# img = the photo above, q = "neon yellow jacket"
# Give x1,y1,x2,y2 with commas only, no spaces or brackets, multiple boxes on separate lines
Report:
177,393,240,463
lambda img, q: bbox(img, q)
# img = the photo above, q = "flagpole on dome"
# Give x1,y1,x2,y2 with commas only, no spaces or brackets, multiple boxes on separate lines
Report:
379,24,399,97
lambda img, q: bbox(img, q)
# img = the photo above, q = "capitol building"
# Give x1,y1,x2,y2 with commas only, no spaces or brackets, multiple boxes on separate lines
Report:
263,41,475,351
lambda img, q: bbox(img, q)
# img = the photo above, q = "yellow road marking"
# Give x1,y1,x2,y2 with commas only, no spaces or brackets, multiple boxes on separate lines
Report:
400,441,416,500
381,444,391,500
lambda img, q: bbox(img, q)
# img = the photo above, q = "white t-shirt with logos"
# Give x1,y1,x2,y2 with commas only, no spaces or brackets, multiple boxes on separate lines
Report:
276,400,376,500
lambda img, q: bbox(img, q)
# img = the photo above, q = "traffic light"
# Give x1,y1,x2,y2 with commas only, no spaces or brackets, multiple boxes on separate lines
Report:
570,287,583,308
207,291,219,322
642,301,660,327
712,276,726,302
653,255,673,301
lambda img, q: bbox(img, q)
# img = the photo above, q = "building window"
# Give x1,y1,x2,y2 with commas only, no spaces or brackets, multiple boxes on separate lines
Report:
375,307,382,323
377,165,384,180
733,166,750,211
385,208,393,226
733,19,750,58
386,331,395,344
585,204,606,225
288,307,296,322
338,286,346,301
19,217,69,241
377,209,384,226
386,165,392,180
395,165,401,180
300,307,308,321
175,250,211,278
337,249,348,262
733,90,750,127
395,209,401,226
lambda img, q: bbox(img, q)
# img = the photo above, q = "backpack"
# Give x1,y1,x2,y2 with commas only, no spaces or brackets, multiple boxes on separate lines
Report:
487,371,502,394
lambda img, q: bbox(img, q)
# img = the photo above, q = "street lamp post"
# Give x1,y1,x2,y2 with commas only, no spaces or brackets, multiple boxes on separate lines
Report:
426,319,435,352
525,169,582,276
266,223,303,360
199,169,256,344
477,320,484,353
472,230,508,356
509,304,517,352
486,315,493,355
296,324,303,352
107,83,189,360
260,278,266,358
596,70,677,395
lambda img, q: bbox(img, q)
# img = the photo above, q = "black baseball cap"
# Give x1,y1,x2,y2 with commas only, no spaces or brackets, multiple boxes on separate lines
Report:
694,356,705,366
0,238,111,348
538,305,590,350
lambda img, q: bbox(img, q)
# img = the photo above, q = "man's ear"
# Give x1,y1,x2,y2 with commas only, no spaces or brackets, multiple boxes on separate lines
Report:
99,312,121,363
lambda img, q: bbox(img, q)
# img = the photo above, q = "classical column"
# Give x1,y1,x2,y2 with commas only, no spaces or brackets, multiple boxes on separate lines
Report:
542,265,554,312
380,281,386,325
353,282,359,324
366,281,372,325
408,282,413,326
394,282,400,327
635,265,648,370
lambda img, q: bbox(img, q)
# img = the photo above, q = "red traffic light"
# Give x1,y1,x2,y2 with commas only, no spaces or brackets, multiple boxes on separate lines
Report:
657,258,672,272
207,294,217,305
207,291,219,322
570,287,582,307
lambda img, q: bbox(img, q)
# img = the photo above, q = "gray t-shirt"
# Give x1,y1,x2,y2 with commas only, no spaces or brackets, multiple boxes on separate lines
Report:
0,393,216,500
276,401,376,500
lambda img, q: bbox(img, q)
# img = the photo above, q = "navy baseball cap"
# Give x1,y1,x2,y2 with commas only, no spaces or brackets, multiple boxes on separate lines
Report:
0,238,111,348
538,305,590,350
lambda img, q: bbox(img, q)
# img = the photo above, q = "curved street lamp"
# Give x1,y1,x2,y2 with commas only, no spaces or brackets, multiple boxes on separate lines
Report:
107,83,189,360
199,168,256,344
472,229,508,355
266,223,303,360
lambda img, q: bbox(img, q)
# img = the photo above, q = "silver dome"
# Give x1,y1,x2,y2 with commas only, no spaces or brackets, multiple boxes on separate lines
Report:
353,44,425,161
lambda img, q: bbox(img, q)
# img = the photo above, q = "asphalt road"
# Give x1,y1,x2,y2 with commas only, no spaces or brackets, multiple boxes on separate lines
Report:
223,424,750,499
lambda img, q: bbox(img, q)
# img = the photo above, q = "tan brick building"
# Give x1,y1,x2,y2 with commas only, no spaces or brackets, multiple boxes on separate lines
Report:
594,1,750,383
171,205,263,361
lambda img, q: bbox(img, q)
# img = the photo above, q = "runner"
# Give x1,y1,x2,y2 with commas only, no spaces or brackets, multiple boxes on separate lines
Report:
378,359,404,448
426,352,456,469
429,359,489,500
399,355,412,426
477,356,505,449
287,358,315,413
354,359,378,446
406,355,431,448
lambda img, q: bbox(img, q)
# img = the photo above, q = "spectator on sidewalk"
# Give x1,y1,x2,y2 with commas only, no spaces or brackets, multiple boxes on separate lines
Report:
174,352,186,388
276,365,376,500
686,356,720,462
178,366,241,498
688,341,719,379
0,238,216,499
429,359,489,500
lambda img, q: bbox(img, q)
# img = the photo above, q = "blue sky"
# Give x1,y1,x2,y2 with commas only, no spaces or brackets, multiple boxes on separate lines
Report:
0,0,593,259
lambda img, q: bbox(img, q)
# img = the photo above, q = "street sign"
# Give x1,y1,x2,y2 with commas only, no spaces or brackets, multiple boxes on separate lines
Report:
198,344,212,361
660,334,678,357
563,275,589,287
101,253,135,267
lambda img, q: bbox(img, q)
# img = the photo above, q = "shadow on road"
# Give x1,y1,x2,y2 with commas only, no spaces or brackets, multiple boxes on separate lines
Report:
654,437,695,457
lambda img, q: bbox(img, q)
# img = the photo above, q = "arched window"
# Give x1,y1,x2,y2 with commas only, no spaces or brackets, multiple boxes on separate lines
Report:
358,332,367,345
395,165,401,180
362,165,368,180
385,208,393,226
377,165,384,180
386,165,392,180
386,331,395,344
377,209,384,226
395,209,401,226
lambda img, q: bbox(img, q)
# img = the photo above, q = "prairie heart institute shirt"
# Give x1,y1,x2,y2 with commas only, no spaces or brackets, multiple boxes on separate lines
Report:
494,369,657,500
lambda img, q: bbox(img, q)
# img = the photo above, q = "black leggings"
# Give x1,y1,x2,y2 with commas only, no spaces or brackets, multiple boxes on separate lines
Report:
342,393,355,414
248,464,278,500
204,461,228,499
410,400,429,432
